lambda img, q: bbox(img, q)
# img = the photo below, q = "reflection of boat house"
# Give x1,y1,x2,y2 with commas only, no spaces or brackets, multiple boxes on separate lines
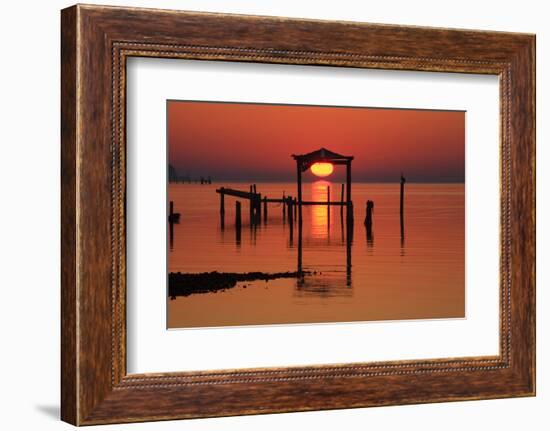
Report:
291,148,354,286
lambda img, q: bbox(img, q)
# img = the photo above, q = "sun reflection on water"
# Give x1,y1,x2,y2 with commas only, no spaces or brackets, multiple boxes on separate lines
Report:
310,180,333,239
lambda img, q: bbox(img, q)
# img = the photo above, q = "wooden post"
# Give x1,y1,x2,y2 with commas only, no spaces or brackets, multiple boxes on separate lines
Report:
365,200,374,244
346,162,352,203
235,201,242,228
288,198,294,243
249,185,254,223
340,183,344,218
263,196,268,223
256,193,262,224
400,174,406,239
327,185,331,230
282,191,286,221
219,187,225,215
235,201,242,244
219,188,225,229
169,217,174,250
346,161,352,223
296,162,302,223
347,202,354,241
346,201,353,287
288,197,293,226
169,201,174,217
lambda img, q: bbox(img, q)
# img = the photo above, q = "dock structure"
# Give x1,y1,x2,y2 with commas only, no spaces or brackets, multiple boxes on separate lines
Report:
291,147,355,224
400,174,406,241
216,186,293,228
291,148,354,282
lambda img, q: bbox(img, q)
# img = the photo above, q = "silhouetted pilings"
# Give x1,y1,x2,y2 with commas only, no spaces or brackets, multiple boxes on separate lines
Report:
217,186,298,231
235,201,242,244
400,174,406,240
168,201,180,224
327,185,331,230
168,201,180,250
340,183,345,218
287,197,294,243
364,200,374,243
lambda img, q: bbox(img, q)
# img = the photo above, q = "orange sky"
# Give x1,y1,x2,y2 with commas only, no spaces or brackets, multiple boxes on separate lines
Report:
168,101,464,183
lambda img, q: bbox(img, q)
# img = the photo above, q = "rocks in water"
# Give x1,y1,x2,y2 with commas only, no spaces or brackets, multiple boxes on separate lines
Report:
168,270,309,297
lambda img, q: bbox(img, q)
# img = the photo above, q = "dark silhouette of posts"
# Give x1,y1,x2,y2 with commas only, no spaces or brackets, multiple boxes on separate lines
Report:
219,187,225,215
365,200,374,242
282,191,286,222
340,183,344,219
400,174,406,239
287,197,294,244
287,197,294,226
346,161,352,223
168,201,180,224
249,185,254,222
169,218,174,250
327,185,331,231
235,201,242,244
296,162,302,224
263,196,268,223
256,193,262,224
219,187,225,229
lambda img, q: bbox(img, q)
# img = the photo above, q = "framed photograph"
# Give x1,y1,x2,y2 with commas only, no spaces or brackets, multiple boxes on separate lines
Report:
61,4,535,425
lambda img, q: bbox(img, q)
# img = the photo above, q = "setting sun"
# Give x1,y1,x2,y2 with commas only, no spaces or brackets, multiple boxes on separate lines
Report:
310,162,334,177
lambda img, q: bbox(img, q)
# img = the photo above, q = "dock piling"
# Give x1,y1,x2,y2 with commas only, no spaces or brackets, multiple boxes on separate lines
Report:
327,185,331,229
400,174,406,239
365,200,374,242
282,191,286,222
236,201,242,244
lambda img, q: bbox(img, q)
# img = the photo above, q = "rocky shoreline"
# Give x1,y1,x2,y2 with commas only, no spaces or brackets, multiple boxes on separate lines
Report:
168,270,310,297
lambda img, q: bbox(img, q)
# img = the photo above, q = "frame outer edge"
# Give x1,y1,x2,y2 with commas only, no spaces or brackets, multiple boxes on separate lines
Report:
61,4,536,424
61,5,79,426
505,35,536,395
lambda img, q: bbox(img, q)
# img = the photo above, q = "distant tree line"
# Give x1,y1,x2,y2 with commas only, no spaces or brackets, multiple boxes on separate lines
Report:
168,164,212,184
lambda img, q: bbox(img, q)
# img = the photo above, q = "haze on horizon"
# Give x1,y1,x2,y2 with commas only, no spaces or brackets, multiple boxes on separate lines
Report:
168,100,465,183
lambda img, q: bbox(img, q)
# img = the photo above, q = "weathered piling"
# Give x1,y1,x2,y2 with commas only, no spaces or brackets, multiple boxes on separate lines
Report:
252,193,261,225
168,201,180,223
364,200,374,228
282,191,286,221
340,183,345,218
263,196,268,223
249,185,254,223
287,197,294,226
219,187,225,229
365,200,374,242
346,202,354,242
169,219,174,250
400,174,406,239
219,187,225,215
288,197,294,243
235,201,242,243
327,185,331,229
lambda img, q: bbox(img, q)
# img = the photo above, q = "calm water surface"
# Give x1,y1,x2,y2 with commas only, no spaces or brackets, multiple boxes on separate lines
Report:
168,182,464,328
